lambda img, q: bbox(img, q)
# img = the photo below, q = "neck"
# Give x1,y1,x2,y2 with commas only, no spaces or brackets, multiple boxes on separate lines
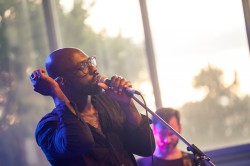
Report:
154,146,182,160
68,94,90,113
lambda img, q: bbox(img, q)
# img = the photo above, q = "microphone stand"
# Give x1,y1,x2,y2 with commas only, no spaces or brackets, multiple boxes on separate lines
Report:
132,95,215,166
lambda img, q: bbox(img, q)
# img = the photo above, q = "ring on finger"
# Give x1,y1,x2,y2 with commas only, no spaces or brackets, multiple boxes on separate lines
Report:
31,73,37,80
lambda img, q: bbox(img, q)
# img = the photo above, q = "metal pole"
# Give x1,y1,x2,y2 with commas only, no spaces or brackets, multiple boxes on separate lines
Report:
132,95,215,166
139,0,162,108
42,0,62,52
242,0,250,56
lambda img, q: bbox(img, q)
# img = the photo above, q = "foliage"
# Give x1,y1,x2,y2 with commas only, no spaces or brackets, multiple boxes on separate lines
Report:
55,0,147,81
181,64,250,150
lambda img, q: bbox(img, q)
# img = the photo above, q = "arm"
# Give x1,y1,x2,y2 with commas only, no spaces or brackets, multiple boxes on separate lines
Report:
118,99,142,127
123,114,155,156
35,104,94,157
31,69,95,157
30,68,75,114
97,75,155,155
97,75,142,126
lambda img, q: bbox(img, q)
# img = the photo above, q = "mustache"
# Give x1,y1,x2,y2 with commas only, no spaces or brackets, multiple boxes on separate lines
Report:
91,71,100,83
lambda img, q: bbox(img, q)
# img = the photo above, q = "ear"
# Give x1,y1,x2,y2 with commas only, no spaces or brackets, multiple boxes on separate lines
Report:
179,123,182,134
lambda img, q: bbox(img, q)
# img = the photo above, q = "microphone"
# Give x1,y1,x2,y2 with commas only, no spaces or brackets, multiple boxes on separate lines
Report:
97,75,141,95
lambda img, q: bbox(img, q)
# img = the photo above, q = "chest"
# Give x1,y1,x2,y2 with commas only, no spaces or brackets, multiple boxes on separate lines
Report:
79,107,101,129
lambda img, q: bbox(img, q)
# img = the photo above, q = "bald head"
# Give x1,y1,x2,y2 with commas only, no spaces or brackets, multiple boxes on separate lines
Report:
45,47,87,79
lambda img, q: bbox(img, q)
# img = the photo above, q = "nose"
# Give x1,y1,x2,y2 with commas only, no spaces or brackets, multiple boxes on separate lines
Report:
88,64,97,74
164,135,175,143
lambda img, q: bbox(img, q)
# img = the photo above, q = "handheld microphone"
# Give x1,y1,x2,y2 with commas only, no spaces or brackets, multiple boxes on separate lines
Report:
97,75,141,95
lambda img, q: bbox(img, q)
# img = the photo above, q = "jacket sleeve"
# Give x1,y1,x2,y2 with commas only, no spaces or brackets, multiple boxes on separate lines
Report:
94,93,155,157
35,103,95,158
123,114,155,156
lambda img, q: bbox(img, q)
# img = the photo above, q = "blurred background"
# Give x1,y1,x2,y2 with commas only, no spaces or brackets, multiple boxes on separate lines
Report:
0,0,250,165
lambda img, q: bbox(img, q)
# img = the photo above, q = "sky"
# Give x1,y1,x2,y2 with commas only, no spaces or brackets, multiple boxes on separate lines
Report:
60,0,250,109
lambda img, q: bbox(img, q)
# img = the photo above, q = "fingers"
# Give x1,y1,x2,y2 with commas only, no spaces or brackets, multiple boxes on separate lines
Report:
97,82,109,90
30,68,46,83
110,75,131,95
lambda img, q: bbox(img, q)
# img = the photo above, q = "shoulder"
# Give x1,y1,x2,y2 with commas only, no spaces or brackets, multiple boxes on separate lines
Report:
137,156,152,166
36,109,59,128
182,151,196,166
182,151,193,159
35,109,59,142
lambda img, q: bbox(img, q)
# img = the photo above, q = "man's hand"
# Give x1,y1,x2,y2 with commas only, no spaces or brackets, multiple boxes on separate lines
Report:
30,68,59,96
30,68,76,114
98,75,142,126
98,75,132,104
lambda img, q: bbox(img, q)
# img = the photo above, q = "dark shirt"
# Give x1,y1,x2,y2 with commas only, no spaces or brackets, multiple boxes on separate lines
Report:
136,152,196,166
35,93,155,166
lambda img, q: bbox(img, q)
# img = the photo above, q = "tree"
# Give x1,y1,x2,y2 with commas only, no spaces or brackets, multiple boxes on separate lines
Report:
181,64,250,150
55,0,147,82
0,0,50,165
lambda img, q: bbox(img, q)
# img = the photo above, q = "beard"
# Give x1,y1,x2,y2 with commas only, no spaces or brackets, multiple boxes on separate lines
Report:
78,73,103,95
81,83,102,95
164,139,179,152
87,83,102,95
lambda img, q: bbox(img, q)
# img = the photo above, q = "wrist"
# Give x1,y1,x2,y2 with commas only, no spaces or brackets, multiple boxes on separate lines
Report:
118,99,132,107
51,86,69,106
118,100,142,127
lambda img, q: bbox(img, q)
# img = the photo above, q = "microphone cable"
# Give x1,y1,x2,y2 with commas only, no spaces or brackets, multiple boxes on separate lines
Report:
137,93,155,166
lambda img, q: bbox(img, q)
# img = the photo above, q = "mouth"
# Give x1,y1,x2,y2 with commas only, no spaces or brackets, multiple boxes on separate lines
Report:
92,72,101,84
